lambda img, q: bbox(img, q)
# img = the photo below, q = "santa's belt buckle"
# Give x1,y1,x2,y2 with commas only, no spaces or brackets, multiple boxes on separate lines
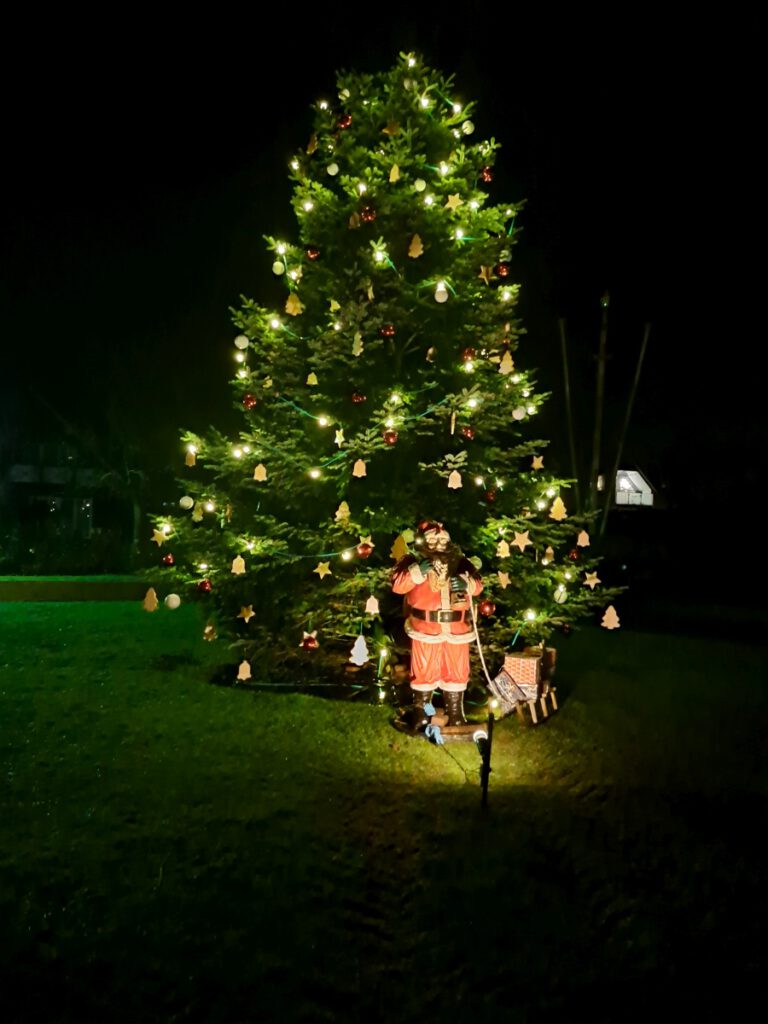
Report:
437,610,456,622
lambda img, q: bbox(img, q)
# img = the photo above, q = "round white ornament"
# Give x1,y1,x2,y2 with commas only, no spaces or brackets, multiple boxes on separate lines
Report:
327,162,339,176
512,407,527,420
234,334,249,350
179,496,194,510
272,260,286,276
414,179,426,192
164,593,181,610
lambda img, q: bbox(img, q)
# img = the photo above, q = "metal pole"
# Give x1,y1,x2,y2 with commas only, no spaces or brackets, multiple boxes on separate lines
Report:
599,323,652,539
480,712,494,808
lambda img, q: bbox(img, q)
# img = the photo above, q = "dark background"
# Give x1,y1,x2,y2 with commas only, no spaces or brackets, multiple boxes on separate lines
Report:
1,11,763,611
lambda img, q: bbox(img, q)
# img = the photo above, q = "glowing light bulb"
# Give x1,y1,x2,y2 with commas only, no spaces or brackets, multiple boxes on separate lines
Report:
161,523,172,535
467,398,478,408
290,159,299,170
424,195,434,206
235,352,245,363
512,374,521,384
490,698,499,709
525,609,536,621
199,563,208,571
527,405,536,415
565,571,572,580
309,468,321,479
380,647,389,658
204,502,215,512
439,161,449,175
319,100,328,110
435,280,449,303
475,476,484,486
374,250,384,262
378,689,386,701
463,361,474,372
455,228,464,239
288,270,298,281
341,550,352,561
276,243,286,255
303,200,314,212
469,200,479,210
357,182,367,194
333,321,342,331
246,541,255,551
536,500,546,510
522,389,530,398
452,102,462,114
496,479,504,488
233,448,243,458
237,369,247,379
420,96,430,109
317,416,329,427
187,444,197,454
385,417,394,427
546,488,556,497
501,289,512,302
269,318,281,329
407,56,416,68
390,393,400,404
242,446,250,454
506,208,513,216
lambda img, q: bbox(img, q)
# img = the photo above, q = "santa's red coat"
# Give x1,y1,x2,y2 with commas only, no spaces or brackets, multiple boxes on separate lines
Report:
392,555,483,692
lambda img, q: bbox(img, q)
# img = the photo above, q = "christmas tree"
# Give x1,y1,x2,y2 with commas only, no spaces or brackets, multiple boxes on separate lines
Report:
152,53,621,680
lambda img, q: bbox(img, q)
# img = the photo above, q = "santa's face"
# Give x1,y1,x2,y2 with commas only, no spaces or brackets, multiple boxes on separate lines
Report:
424,528,451,553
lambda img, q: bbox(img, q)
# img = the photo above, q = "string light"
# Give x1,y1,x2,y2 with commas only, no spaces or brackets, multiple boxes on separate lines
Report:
319,100,328,110
467,397,478,408
161,523,172,535
455,228,464,239
303,200,314,212
237,369,248,379
407,57,416,68
527,405,536,415
341,550,353,561
242,446,250,454
233,448,243,459
452,102,462,113
546,488,556,497
374,250,385,263
474,476,484,486
424,195,434,206
420,96,430,109
512,374,521,384
564,571,572,580
333,321,342,331
186,444,197,454
204,502,215,512
390,393,401,404
385,417,395,427
463,361,474,372
317,416,330,427
536,500,546,510
269,318,281,329
522,389,530,397
469,200,479,210
501,289,512,302
525,609,537,621
357,182,367,194
276,243,286,255
235,352,245,363
290,159,299,170
309,468,321,479
439,161,450,175
199,563,209,571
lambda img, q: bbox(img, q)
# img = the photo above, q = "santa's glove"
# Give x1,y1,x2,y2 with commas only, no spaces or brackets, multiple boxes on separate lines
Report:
449,575,468,592
419,559,433,575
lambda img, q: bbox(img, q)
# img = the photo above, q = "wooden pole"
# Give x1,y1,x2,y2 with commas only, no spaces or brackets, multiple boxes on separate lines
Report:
558,318,582,511
599,323,652,539
588,293,610,511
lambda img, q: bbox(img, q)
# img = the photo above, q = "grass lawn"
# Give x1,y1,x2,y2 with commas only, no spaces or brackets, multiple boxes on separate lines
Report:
1,603,766,1022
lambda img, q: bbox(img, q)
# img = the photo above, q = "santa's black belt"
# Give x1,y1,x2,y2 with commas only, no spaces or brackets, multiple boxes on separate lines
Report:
410,608,466,623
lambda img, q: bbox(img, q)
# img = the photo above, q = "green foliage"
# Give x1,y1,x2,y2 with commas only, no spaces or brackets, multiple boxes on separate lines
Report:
153,54,621,665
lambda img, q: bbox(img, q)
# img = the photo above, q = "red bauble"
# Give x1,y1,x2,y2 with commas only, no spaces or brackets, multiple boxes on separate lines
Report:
495,262,511,278
382,429,398,446
461,426,475,440
198,579,212,593
360,206,377,223
478,600,496,617
356,542,374,559
301,634,320,650
162,553,175,566
306,246,320,261
560,624,573,637
337,113,352,130
379,323,396,338
480,166,493,182
351,391,367,404
484,489,498,503
242,393,258,410
461,347,476,362
567,549,581,561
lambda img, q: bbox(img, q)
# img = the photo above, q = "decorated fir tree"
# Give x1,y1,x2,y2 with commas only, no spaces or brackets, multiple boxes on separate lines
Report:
151,53,621,683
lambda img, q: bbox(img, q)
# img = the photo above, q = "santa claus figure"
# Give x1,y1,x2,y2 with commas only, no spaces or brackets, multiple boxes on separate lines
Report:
392,521,483,726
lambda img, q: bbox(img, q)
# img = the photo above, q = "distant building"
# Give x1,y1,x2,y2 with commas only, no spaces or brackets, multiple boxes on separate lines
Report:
597,467,656,508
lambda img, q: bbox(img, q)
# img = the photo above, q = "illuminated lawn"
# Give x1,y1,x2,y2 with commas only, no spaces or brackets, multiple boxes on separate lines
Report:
1,603,766,1022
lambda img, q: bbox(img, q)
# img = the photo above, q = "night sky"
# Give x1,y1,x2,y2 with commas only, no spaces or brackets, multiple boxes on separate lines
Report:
2,13,762,598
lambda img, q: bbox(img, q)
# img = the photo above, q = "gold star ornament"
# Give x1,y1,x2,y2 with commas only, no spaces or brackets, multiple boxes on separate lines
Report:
512,531,532,552
237,605,255,623
583,572,601,590
444,194,463,212
313,561,332,580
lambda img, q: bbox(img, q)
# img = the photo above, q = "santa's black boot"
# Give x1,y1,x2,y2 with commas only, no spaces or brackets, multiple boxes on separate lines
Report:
402,687,432,731
444,690,467,726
